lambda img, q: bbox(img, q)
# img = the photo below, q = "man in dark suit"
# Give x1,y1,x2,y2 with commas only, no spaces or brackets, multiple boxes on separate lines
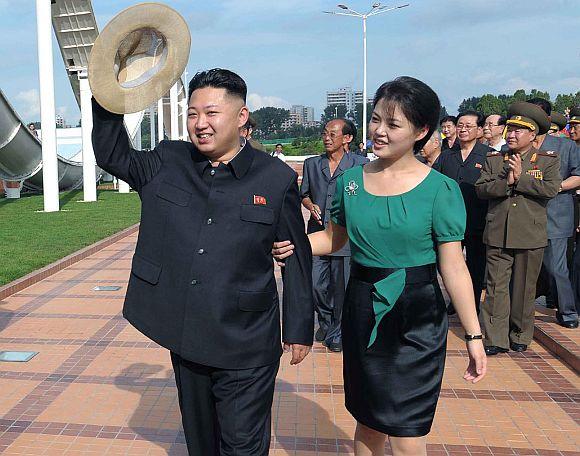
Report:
300,119,368,352
440,115,460,151
92,69,314,455
434,111,492,313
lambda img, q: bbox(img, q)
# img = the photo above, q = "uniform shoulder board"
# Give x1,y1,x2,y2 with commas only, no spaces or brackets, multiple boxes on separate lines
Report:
487,151,501,157
538,151,559,157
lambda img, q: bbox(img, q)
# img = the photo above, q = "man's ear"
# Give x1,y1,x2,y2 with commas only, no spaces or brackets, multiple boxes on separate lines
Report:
343,134,353,145
238,106,249,128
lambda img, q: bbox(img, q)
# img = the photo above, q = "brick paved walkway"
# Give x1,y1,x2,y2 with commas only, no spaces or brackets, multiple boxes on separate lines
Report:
0,230,578,455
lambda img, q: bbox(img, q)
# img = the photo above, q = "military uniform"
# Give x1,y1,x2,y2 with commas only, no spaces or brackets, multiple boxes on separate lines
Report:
475,102,562,352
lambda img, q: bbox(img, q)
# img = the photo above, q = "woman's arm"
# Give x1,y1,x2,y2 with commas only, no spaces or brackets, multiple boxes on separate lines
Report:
309,221,348,256
438,241,487,383
273,221,348,263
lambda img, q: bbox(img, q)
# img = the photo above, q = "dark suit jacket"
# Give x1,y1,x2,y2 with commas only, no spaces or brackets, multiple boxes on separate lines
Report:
300,152,368,256
434,142,492,235
91,99,314,369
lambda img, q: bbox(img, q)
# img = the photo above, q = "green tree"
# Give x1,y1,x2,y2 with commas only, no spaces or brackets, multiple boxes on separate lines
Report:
321,104,347,126
440,106,449,121
251,107,290,138
476,94,506,117
554,92,580,114
458,96,480,113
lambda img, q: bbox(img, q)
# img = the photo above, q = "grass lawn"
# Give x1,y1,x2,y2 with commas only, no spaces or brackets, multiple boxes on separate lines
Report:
0,189,141,286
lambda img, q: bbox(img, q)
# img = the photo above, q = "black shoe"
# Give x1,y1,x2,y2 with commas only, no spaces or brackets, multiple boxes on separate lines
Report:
323,338,342,352
510,342,527,352
315,327,327,342
446,304,456,316
484,345,509,356
558,319,579,329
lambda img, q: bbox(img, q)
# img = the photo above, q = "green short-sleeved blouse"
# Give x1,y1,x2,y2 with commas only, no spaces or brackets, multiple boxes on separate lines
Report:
330,165,466,347
331,165,466,268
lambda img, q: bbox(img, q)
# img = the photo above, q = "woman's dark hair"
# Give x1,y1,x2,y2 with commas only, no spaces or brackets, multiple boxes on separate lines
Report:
373,76,441,153
188,68,247,102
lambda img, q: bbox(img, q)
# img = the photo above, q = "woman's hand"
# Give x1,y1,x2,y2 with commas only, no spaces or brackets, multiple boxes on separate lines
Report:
463,340,487,384
272,240,295,267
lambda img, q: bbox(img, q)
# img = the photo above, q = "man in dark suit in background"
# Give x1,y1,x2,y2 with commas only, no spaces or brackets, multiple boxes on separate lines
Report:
301,119,368,352
435,111,492,314
92,69,314,455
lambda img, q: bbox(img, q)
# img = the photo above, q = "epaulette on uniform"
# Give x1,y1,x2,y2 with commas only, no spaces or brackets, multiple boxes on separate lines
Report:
538,151,559,157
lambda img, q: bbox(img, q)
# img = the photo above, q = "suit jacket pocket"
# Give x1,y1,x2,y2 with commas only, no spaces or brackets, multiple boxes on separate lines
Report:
156,181,192,206
131,254,162,285
238,290,275,311
240,204,274,224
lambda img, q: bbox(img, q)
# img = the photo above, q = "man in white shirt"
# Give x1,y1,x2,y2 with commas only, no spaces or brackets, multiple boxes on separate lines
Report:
271,143,286,161
483,114,507,151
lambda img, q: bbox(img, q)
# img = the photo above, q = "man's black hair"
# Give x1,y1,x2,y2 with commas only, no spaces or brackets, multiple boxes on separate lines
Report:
527,97,552,116
342,119,357,141
275,143,283,148
188,68,247,102
497,115,507,126
440,115,457,126
458,110,485,127
373,76,441,153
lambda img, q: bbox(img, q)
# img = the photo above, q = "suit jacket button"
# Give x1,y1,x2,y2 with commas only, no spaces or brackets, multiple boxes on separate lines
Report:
210,169,216,176
207,218,213,225
512,203,517,207
197,249,205,255
191,279,199,285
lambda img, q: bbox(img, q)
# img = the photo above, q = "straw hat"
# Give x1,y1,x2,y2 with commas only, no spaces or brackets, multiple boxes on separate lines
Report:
88,3,191,114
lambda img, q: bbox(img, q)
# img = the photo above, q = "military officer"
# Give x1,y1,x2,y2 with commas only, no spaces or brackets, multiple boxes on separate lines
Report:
569,107,580,146
475,102,561,355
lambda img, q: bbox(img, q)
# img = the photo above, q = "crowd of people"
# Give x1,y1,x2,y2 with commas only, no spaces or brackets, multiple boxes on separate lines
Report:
94,62,579,456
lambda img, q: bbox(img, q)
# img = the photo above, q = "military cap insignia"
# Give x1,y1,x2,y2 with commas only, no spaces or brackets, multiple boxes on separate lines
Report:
345,180,359,196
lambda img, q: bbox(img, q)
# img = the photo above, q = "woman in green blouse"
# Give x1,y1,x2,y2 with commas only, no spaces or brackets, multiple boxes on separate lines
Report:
274,77,486,456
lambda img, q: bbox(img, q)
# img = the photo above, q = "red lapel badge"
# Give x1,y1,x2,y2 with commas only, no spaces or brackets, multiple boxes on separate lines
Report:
253,195,267,205
475,163,482,169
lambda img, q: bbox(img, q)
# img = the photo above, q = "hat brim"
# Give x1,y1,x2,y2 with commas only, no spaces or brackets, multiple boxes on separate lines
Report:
88,3,191,114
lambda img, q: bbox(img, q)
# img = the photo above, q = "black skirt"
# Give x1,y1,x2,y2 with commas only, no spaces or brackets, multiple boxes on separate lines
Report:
342,262,448,437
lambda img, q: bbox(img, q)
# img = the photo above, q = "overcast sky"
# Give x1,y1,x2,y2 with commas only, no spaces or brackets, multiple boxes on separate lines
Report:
0,0,578,124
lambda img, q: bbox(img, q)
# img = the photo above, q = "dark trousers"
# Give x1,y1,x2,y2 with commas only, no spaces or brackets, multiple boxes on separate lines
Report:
463,234,486,311
543,238,578,322
312,256,350,343
171,352,279,456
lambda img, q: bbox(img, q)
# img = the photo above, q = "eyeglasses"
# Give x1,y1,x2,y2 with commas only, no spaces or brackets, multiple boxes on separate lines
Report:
321,132,341,139
456,124,478,130
483,123,502,128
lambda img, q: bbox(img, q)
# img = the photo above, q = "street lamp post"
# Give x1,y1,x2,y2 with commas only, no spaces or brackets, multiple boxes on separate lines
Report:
324,2,409,145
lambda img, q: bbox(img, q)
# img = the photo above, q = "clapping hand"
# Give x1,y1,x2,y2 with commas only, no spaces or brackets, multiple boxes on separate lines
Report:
507,153,522,184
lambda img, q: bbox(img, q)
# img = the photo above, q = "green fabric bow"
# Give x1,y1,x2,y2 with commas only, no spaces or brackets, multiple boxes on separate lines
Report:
368,268,406,348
